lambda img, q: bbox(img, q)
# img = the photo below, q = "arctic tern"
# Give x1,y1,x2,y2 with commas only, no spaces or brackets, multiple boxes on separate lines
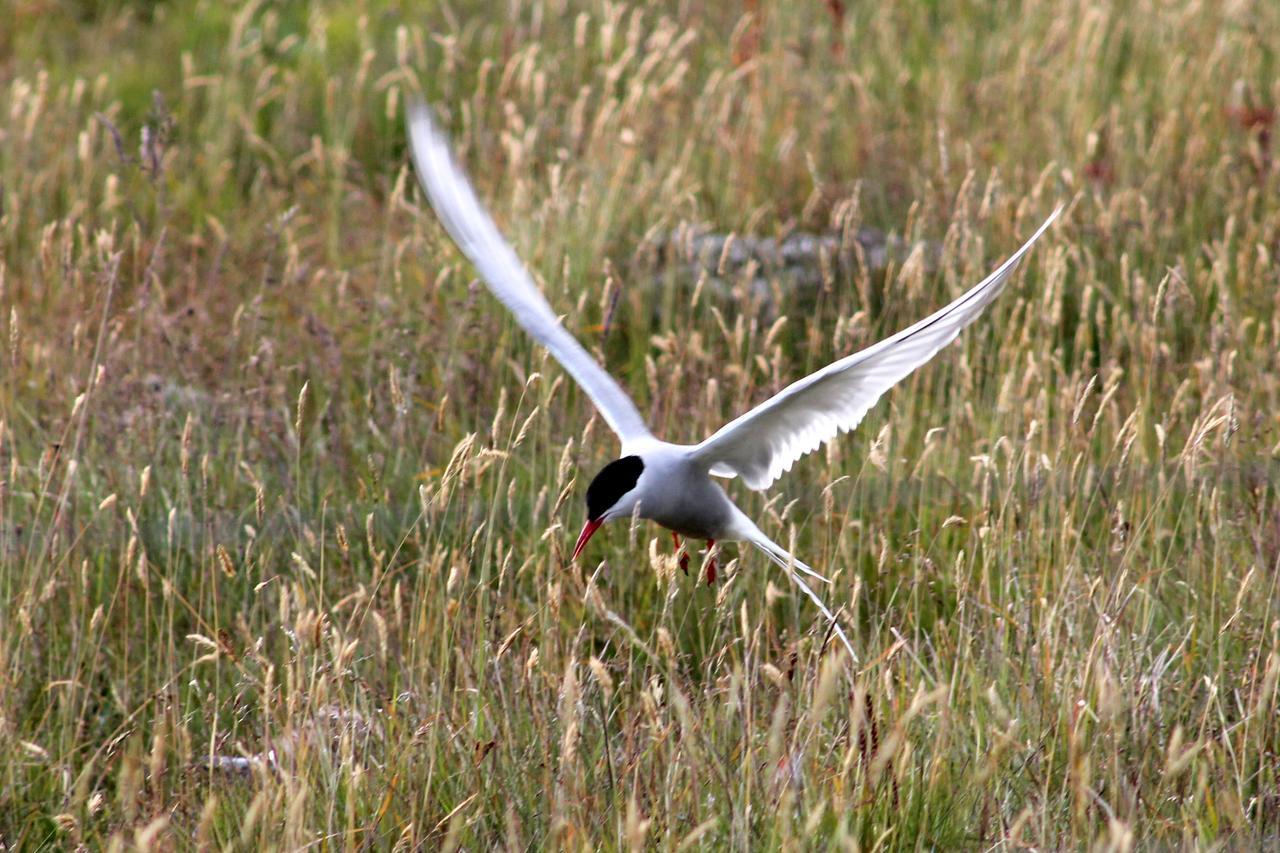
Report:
408,103,1061,661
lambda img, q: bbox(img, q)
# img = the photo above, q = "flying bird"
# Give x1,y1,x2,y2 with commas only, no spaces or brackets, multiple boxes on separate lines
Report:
407,104,1061,661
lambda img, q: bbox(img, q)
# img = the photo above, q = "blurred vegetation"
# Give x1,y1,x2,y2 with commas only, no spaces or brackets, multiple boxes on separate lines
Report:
2,0,1280,848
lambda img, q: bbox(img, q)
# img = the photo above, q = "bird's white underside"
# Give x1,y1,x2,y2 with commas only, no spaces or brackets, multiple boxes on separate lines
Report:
407,101,1062,664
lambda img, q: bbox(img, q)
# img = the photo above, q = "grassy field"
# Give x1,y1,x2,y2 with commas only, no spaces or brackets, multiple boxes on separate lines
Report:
3,0,1280,847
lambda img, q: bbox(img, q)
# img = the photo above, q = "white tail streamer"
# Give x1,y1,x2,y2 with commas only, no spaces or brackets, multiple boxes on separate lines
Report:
744,526,858,663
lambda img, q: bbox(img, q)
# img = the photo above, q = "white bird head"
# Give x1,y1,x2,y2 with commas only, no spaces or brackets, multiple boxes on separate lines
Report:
572,455,645,559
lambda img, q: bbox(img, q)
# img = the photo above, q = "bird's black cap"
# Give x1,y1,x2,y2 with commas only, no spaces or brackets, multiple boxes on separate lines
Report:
585,456,644,521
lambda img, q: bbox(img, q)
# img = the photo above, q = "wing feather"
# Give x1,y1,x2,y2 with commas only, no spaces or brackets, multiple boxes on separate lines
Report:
407,104,652,444
693,206,1062,489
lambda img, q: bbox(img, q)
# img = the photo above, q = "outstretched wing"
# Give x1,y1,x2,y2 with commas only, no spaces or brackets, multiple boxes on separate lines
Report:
692,206,1062,489
407,104,653,445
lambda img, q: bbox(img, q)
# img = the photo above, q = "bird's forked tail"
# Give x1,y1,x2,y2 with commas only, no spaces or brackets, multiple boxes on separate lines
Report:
734,518,859,663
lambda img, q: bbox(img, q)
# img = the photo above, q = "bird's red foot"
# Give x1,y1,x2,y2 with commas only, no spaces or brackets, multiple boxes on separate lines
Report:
705,539,717,585
673,532,690,574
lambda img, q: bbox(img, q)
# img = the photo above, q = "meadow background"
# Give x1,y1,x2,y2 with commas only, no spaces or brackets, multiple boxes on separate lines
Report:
3,0,1279,848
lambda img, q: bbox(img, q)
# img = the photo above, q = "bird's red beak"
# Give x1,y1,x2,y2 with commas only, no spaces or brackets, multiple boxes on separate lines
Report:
572,518,603,561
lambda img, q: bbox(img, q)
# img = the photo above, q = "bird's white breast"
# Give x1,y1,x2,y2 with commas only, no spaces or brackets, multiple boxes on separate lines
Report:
628,442,738,541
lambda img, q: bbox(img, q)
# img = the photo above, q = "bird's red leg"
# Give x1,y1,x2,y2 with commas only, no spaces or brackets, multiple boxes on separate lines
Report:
673,532,689,574
705,539,717,585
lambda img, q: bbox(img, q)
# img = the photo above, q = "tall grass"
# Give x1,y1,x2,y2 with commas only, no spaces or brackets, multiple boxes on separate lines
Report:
2,0,1279,847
